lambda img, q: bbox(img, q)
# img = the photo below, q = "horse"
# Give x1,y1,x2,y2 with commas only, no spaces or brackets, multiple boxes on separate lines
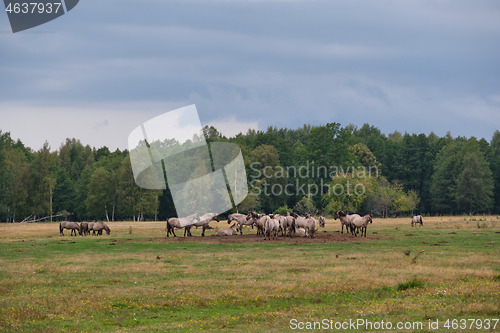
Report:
247,212,268,235
318,216,326,228
215,222,240,236
264,215,280,240
282,212,296,237
91,222,111,235
411,215,423,227
166,213,200,237
80,222,89,235
291,213,316,238
87,222,95,235
59,221,81,236
228,213,255,235
334,210,361,234
351,214,373,237
184,213,220,237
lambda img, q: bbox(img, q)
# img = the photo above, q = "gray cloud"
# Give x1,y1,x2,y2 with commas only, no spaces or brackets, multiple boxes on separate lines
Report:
1,0,499,150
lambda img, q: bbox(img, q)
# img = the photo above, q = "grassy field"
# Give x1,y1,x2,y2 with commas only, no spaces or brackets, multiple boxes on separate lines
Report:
0,216,499,332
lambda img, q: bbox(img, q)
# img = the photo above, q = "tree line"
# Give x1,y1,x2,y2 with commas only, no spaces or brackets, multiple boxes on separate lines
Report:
0,123,498,222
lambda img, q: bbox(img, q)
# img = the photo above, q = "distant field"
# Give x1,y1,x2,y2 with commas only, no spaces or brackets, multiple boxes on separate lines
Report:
0,216,499,332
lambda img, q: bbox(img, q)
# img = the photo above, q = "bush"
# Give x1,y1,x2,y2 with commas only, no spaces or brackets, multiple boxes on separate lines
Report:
274,205,290,216
396,278,425,291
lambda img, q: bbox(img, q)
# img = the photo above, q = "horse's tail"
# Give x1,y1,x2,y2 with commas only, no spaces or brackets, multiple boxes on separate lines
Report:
59,223,63,235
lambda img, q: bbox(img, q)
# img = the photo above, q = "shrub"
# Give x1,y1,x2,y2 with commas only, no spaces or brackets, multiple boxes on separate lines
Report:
396,278,425,291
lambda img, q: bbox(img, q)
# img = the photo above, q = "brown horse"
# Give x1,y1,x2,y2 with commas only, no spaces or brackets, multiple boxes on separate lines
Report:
59,221,81,236
80,222,89,235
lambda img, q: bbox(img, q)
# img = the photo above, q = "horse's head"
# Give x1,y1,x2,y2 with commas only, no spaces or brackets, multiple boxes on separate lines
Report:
319,217,325,228
212,215,220,222
367,214,373,224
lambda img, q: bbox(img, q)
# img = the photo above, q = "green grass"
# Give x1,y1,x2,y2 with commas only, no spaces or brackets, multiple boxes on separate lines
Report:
0,217,499,332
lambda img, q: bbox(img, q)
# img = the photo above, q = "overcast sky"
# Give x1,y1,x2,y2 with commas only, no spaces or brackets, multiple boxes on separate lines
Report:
1,0,499,151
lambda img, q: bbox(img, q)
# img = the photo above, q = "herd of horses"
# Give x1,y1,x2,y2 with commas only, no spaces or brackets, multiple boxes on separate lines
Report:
59,221,110,236
58,213,423,238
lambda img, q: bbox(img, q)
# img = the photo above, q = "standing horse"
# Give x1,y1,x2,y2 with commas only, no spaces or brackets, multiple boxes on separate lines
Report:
334,210,361,234
411,215,423,227
291,213,317,238
184,213,220,237
166,213,200,237
351,214,373,237
281,212,295,237
59,221,81,236
318,216,326,228
228,213,255,235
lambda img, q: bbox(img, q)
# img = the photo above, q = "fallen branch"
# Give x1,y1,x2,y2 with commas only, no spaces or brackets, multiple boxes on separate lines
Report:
21,214,66,223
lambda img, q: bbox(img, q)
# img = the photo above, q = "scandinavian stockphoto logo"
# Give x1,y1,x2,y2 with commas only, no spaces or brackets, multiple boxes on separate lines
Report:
3,0,79,33
128,105,248,226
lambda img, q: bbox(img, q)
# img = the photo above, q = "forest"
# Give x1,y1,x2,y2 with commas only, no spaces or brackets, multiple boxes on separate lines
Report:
0,123,499,222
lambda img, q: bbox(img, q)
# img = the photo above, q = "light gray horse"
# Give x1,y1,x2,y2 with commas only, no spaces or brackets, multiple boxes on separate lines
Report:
185,213,220,237
264,215,280,240
215,223,240,236
318,216,326,228
351,214,373,237
166,213,200,237
334,210,361,234
59,221,81,236
291,213,316,238
411,215,423,227
282,212,296,237
228,213,254,235
247,212,267,235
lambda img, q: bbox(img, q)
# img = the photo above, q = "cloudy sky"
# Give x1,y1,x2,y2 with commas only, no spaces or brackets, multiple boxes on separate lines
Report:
1,0,499,151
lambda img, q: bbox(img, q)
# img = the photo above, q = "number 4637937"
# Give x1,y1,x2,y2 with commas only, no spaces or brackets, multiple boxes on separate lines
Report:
5,2,62,14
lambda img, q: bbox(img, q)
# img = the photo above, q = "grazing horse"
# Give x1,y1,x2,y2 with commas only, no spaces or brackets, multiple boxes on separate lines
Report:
351,214,373,237
334,210,361,234
411,215,423,227
92,222,111,235
80,222,89,235
59,221,81,236
166,213,200,237
184,213,220,237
